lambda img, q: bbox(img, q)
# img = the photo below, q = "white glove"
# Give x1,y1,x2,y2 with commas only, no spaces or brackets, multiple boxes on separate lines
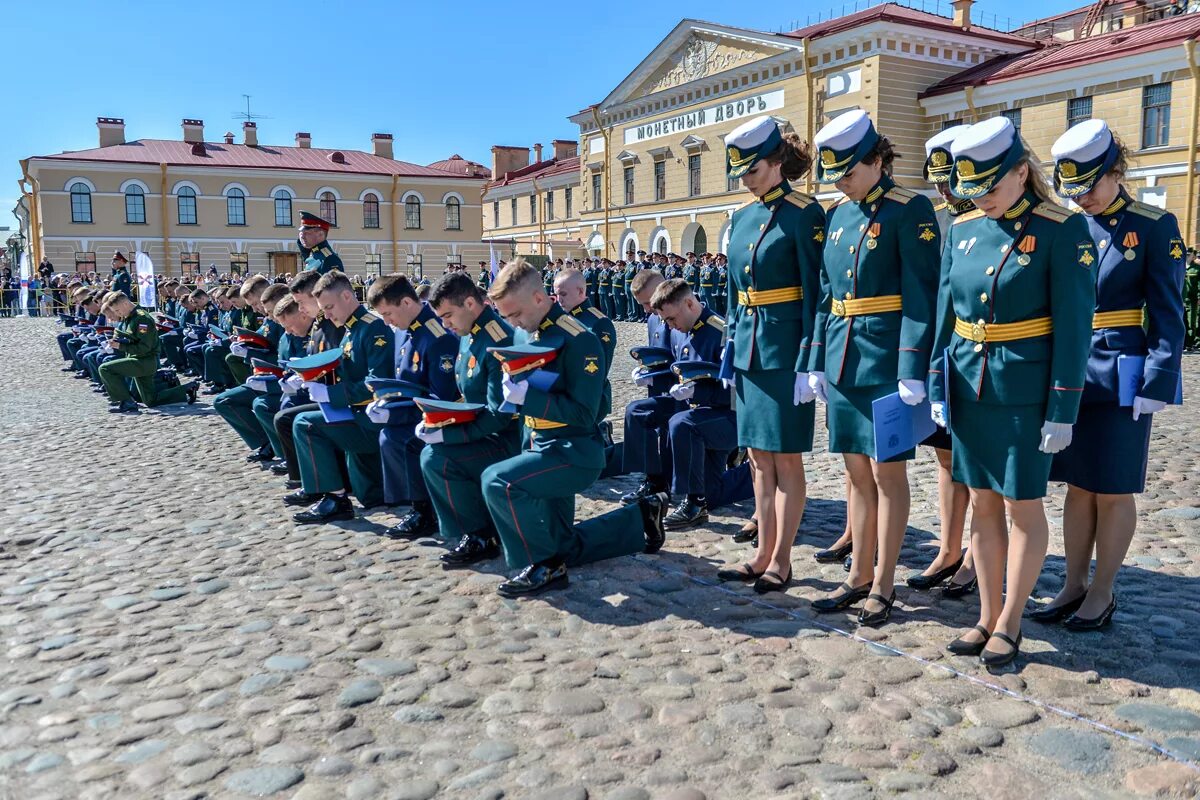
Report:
794,372,815,405
304,382,330,404
101,343,113,355
1132,396,1166,421
898,379,926,407
246,376,270,393
414,422,444,444
808,371,828,404
184,329,198,340
230,342,249,358
668,382,695,402
630,367,653,388
366,399,390,425
931,402,947,429
280,374,302,395
501,375,528,407
1038,421,1073,454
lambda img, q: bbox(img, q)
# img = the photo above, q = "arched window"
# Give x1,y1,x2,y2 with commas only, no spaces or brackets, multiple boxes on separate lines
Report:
70,183,92,223
693,226,707,255
226,188,246,225
177,186,197,225
125,185,145,224
274,190,293,227
362,193,380,229
445,197,461,230
405,197,421,229
319,191,338,226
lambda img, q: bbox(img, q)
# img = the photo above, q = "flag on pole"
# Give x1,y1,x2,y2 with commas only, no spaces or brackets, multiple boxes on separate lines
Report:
135,252,157,309
489,244,499,280
17,252,29,316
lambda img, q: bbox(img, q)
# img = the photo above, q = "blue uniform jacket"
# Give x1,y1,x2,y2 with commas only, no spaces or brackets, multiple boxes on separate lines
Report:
676,305,729,409
395,304,460,402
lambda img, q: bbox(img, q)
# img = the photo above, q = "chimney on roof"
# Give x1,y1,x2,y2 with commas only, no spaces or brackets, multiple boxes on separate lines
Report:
243,121,258,147
97,117,125,148
533,143,544,163
951,0,973,29
372,133,394,160
223,131,235,145
491,145,531,180
296,132,311,149
552,139,578,161
182,118,204,143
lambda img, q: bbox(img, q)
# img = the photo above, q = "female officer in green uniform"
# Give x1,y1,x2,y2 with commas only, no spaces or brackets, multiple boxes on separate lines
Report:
928,117,1096,666
714,115,824,593
807,110,941,627
1033,120,1186,630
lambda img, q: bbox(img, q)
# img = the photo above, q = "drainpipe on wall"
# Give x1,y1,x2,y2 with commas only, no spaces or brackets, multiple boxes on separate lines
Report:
964,86,978,123
591,106,612,257
802,37,815,195
533,177,546,257
1183,39,1198,244
159,164,171,276
390,175,400,273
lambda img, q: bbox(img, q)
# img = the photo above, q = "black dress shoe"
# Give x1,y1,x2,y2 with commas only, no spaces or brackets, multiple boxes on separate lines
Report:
73,371,89,379
857,590,897,627
754,567,792,594
246,444,274,463
947,625,993,656
285,480,302,490
183,381,199,404
385,502,438,540
92,386,107,394
61,364,76,372
814,542,853,564
283,489,323,507
598,420,614,448
942,576,977,598
812,582,872,613
640,492,669,553
201,384,225,395
716,563,761,582
732,521,758,544
1026,593,1086,623
440,532,500,567
497,563,568,597
292,494,355,524
108,400,139,414
620,480,663,506
843,556,852,572
271,462,291,476
906,556,964,591
663,498,707,531
1063,598,1117,631
980,632,1022,668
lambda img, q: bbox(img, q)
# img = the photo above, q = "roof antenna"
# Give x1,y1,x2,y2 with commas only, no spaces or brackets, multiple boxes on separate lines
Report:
232,94,271,124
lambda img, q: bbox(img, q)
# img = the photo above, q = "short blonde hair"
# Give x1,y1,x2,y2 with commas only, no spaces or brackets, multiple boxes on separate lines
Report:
488,258,543,301
239,274,270,298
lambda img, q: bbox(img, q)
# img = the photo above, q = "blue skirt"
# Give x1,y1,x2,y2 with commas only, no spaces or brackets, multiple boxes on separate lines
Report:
950,399,1049,500
827,380,913,462
1049,401,1151,494
734,369,815,453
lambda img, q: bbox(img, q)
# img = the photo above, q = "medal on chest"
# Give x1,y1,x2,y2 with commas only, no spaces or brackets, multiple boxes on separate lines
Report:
467,354,477,377
1123,232,1139,261
866,223,880,250
1016,235,1036,266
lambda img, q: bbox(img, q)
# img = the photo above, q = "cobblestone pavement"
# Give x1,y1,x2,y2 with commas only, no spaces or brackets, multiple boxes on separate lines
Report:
2,316,1199,800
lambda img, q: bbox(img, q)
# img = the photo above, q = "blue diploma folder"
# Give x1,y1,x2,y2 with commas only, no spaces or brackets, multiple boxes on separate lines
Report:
717,342,735,384
500,369,559,414
872,391,937,461
1116,355,1183,407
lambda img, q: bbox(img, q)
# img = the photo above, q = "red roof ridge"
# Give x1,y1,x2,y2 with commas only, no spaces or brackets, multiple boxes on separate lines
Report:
782,1,1034,47
486,155,581,189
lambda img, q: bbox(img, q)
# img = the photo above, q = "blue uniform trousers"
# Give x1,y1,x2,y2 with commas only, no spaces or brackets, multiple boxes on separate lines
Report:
295,410,384,507
203,343,233,387
56,331,74,360
214,386,269,451
421,431,521,543
185,341,206,375
623,396,684,483
84,350,116,382
667,407,753,507
379,407,427,505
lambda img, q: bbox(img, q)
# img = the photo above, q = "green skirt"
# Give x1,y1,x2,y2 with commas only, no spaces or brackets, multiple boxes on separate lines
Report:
827,380,913,462
950,398,1050,500
735,369,815,453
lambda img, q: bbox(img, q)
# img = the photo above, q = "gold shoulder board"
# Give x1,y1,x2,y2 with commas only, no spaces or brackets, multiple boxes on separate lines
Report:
587,306,605,319
483,320,507,342
425,318,448,337
359,311,380,323
1031,203,1073,223
885,186,918,205
556,315,586,337
953,209,986,225
1128,202,1167,221
706,315,726,331
785,191,815,209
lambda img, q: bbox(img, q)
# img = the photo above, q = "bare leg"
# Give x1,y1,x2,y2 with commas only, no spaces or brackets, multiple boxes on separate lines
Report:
863,459,909,612
843,453,877,590
924,448,969,574
746,448,777,573
988,497,1050,653
1047,483,1098,608
768,452,807,578
961,488,1006,647
827,472,853,549
1077,493,1136,617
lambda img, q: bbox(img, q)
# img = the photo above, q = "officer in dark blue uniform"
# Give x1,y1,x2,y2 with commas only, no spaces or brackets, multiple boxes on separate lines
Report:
1033,119,1186,630
298,212,344,275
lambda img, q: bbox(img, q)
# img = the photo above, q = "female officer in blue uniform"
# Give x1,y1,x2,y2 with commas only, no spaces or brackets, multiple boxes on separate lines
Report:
714,115,824,593
807,110,941,626
928,117,1096,666
1032,120,1186,630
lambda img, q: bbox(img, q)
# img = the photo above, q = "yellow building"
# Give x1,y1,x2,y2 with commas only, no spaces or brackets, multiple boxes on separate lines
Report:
483,1,1200,255
20,118,491,279
481,140,586,260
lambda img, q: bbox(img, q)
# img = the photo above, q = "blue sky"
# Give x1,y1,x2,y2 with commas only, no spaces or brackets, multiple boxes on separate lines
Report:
5,0,1082,227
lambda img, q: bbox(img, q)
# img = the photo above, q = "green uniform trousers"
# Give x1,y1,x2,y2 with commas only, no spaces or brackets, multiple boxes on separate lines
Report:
481,446,648,570
99,356,188,406
225,352,252,386
420,432,521,543
252,394,287,464
294,409,385,507
214,386,269,450
203,343,234,387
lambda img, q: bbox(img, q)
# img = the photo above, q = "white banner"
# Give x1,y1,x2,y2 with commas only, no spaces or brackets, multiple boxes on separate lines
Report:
18,252,29,316
623,88,785,146
135,252,156,309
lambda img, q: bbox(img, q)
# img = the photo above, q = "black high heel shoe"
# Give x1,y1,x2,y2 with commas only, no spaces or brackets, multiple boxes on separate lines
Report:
906,556,964,591
946,624,991,656
942,576,977,599
812,582,871,613
980,632,1022,668
857,590,896,627
753,567,792,594
814,542,852,564
1063,598,1117,631
1026,593,1086,623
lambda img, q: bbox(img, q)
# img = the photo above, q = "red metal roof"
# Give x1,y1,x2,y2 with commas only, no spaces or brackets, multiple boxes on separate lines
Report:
486,156,580,189
427,154,491,178
921,12,1200,97
33,139,482,180
782,2,1034,47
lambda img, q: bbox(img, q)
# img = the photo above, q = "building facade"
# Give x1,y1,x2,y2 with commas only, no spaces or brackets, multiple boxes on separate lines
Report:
483,0,1200,257
20,119,491,279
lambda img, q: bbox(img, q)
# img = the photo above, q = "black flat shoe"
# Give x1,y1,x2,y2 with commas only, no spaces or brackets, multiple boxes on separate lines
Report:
947,624,992,656
440,532,500,568
857,590,896,627
292,494,355,524
385,503,438,540
283,489,323,507
812,582,871,613
813,542,852,564
716,563,761,582
498,563,568,597
640,492,669,553
942,576,977,599
980,632,1022,668
732,521,758,544
1063,598,1117,631
753,567,792,594
906,556,964,591
1026,593,1086,623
